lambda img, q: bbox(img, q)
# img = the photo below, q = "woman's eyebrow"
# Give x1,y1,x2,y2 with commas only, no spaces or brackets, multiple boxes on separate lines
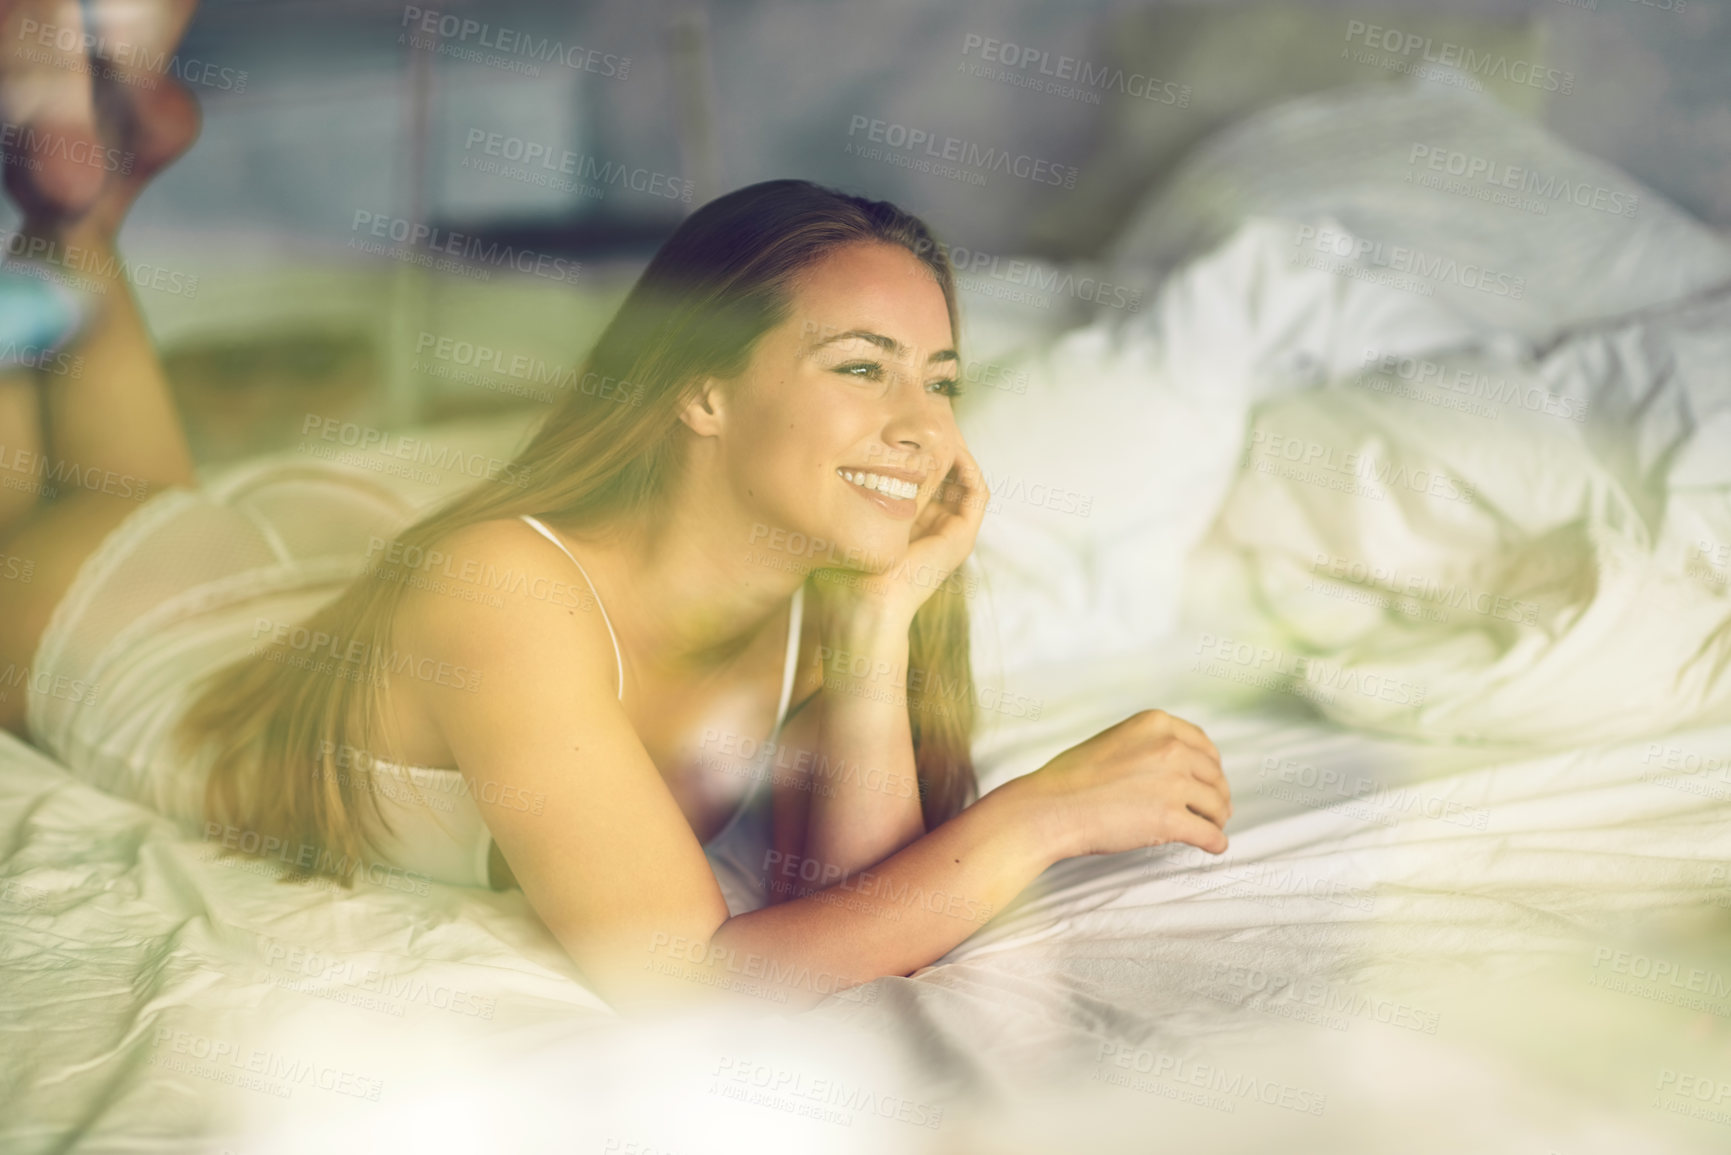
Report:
808,328,958,364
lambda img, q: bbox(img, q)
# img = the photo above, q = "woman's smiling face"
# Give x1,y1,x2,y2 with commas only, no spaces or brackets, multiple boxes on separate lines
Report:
695,240,964,573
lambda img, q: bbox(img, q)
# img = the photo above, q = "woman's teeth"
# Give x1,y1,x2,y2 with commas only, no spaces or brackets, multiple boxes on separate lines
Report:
838,469,918,500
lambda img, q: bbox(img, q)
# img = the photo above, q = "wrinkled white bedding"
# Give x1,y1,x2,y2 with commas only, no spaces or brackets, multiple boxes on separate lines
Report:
1200,279,1731,747
7,653,1731,1153
7,81,1731,1153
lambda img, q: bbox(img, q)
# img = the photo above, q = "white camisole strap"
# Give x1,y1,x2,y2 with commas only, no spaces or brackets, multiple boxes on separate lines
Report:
519,514,625,701
774,581,805,733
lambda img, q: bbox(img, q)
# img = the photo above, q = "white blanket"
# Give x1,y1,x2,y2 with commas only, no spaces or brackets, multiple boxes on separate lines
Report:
1195,242,1731,747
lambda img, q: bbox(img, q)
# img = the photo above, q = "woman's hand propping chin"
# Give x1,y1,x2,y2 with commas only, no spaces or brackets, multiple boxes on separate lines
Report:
819,441,989,627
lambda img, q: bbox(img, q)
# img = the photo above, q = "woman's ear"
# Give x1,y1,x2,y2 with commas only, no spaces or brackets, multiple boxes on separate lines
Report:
677,375,727,438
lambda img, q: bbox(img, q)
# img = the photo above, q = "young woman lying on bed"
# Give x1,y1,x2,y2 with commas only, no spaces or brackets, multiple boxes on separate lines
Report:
0,0,1231,1015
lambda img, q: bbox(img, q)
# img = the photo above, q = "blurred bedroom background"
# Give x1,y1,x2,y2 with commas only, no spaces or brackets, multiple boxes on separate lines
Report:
49,0,1729,462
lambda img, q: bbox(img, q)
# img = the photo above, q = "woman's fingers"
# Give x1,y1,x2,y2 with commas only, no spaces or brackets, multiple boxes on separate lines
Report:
1181,775,1232,830
944,441,989,524
1183,743,1229,798
1160,711,1221,766
933,445,988,550
1185,748,1231,820
1128,710,1226,795
901,443,987,585
1166,808,1229,855
1147,711,1227,803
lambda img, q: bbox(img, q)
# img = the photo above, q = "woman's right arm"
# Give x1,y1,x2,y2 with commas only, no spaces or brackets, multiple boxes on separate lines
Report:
712,707,1230,1012
397,522,1231,1015
721,708,1231,1013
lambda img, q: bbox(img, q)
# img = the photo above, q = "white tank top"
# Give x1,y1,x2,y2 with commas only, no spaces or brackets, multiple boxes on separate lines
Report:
360,514,806,889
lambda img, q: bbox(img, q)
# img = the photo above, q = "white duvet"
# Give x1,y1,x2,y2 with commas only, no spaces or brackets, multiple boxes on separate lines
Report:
6,81,1731,1154
1202,289,1731,747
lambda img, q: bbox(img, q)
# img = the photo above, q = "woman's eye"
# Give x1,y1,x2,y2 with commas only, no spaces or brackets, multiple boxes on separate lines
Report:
836,361,883,381
835,363,961,397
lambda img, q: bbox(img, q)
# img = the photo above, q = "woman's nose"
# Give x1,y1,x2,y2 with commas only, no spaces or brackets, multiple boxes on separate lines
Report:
882,403,946,463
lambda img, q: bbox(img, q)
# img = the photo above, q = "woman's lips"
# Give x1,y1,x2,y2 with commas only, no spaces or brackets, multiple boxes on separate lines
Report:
838,469,919,521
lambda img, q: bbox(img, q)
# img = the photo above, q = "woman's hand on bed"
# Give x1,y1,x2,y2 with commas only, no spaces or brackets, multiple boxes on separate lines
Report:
1013,709,1232,860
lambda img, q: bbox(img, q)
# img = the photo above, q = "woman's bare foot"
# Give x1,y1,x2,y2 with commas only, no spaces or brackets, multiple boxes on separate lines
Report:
2,0,202,239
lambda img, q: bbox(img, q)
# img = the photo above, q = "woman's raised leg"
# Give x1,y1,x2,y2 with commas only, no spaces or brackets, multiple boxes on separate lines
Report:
0,236,199,740
0,0,205,740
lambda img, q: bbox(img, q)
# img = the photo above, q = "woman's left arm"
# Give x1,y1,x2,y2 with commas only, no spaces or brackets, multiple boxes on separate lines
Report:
778,592,926,892
764,444,989,903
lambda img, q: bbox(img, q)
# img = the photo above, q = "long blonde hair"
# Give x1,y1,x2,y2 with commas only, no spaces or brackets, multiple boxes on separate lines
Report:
172,179,979,888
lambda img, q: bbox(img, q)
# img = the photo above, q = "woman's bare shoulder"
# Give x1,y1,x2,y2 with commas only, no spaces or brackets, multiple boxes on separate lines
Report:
388,516,618,688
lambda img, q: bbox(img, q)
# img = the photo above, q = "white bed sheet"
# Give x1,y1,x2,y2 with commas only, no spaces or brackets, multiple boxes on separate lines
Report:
5,645,1731,1153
